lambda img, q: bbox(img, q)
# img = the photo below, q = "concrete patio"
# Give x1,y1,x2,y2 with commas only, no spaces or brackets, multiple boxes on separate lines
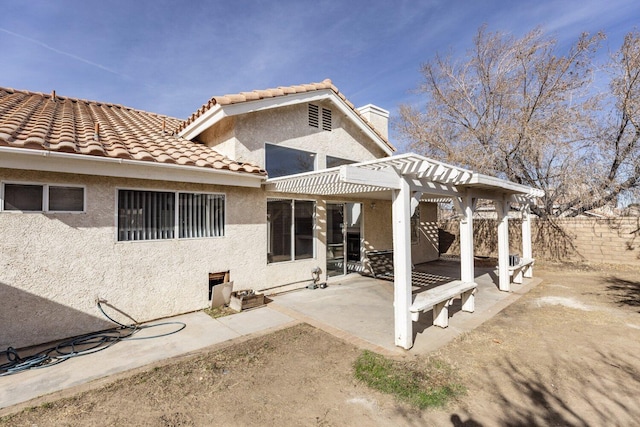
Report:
270,258,542,355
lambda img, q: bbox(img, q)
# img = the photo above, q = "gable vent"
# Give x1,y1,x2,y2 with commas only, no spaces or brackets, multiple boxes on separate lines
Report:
308,104,319,128
322,108,332,131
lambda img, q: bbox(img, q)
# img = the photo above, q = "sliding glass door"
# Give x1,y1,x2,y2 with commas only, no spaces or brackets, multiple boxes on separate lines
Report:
326,203,362,277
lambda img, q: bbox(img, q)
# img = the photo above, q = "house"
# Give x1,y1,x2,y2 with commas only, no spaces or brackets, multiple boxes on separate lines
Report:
0,79,542,351
0,80,436,349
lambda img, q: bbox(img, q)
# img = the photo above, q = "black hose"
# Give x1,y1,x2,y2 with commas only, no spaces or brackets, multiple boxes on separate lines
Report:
0,301,186,376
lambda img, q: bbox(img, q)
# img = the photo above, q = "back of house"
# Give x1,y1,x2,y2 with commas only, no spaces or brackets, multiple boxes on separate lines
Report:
0,80,440,349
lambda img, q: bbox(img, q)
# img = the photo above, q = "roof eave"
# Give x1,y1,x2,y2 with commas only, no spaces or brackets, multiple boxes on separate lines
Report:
0,146,265,188
178,89,395,156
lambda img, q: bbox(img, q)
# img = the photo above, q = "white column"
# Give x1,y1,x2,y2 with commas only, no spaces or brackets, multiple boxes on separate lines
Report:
459,192,475,283
497,196,511,291
392,177,413,349
522,204,533,278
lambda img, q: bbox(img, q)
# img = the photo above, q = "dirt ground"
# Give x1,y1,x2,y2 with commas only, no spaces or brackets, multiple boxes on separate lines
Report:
2,263,640,426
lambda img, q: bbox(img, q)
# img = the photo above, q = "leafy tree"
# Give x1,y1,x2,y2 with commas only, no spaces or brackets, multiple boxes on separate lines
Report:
396,26,640,218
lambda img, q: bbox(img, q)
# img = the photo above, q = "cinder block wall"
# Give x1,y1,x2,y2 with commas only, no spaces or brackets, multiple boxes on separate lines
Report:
439,218,640,265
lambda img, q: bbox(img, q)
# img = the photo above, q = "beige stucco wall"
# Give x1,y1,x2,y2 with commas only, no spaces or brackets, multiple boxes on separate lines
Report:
0,168,267,349
197,101,389,169
1,103,432,349
412,202,440,264
199,116,237,160
360,200,439,272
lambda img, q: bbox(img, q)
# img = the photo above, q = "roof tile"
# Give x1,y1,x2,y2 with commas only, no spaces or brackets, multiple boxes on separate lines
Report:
0,88,266,176
176,79,395,151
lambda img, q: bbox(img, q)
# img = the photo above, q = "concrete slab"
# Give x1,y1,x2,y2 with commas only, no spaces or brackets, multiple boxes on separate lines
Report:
0,259,540,413
271,260,542,355
216,306,296,335
0,307,294,411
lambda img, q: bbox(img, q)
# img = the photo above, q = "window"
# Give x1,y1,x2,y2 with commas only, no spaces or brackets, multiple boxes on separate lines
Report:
326,156,356,168
117,189,225,242
179,193,225,238
265,144,316,178
308,104,332,131
2,183,84,212
49,186,84,212
267,199,315,263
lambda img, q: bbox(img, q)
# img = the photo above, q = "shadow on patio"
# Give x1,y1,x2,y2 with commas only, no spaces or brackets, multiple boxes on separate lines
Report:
270,258,541,355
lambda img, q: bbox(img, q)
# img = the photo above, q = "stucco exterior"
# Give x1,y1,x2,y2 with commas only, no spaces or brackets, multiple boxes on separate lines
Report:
412,202,440,264
197,101,388,169
0,89,443,350
0,168,266,349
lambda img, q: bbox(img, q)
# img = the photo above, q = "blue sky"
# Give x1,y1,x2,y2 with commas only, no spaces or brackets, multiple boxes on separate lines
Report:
1,0,638,138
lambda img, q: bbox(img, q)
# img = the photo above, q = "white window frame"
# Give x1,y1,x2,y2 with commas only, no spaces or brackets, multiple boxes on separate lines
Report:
267,197,316,264
115,187,226,242
0,181,86,213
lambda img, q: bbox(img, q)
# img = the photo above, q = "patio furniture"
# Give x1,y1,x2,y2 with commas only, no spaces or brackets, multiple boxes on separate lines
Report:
498,257,535,284
410,280,477,327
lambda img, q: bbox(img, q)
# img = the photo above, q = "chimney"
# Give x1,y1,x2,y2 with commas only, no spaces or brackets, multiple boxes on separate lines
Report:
357,104,389,139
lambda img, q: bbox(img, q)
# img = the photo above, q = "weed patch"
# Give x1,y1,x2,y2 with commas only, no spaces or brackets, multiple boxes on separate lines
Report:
353,351,465,409
203,306,237,319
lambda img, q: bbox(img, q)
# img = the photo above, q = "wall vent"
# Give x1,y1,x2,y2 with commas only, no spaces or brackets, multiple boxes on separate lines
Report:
208,271,229,300
308,104,319,128
322,108,332,131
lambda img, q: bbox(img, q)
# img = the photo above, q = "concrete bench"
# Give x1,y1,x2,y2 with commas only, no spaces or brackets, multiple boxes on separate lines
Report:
409,280,477,327
505,258,535,284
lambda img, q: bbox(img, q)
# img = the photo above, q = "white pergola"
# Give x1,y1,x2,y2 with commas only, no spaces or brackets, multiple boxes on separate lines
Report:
266,153,544,349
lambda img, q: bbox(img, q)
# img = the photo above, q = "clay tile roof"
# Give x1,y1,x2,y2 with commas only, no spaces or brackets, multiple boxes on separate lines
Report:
0,88,266,176
176,79,395,151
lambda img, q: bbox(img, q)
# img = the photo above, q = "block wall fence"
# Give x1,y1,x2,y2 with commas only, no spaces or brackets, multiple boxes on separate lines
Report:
439,218,640,265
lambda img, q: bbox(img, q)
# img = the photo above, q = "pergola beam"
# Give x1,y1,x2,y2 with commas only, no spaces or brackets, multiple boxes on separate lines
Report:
522,204,533,278
341,165,401,189
392,177,413,349
496,195,511,291
264,153,544,349
459,192,475,283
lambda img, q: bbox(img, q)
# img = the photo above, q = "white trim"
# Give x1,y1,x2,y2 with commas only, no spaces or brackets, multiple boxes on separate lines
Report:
356,104,390,118
266,153,545,202
0,146,264,188
467,173,545,197
340,165,400,189
178,90,394,156
178,104,225,141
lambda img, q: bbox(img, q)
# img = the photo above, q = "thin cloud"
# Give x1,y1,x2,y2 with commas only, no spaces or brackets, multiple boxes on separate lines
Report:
0,27,131,80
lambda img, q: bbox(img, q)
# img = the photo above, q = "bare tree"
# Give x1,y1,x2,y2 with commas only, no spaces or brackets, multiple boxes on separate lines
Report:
580,31,640,216
396,26,640,218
